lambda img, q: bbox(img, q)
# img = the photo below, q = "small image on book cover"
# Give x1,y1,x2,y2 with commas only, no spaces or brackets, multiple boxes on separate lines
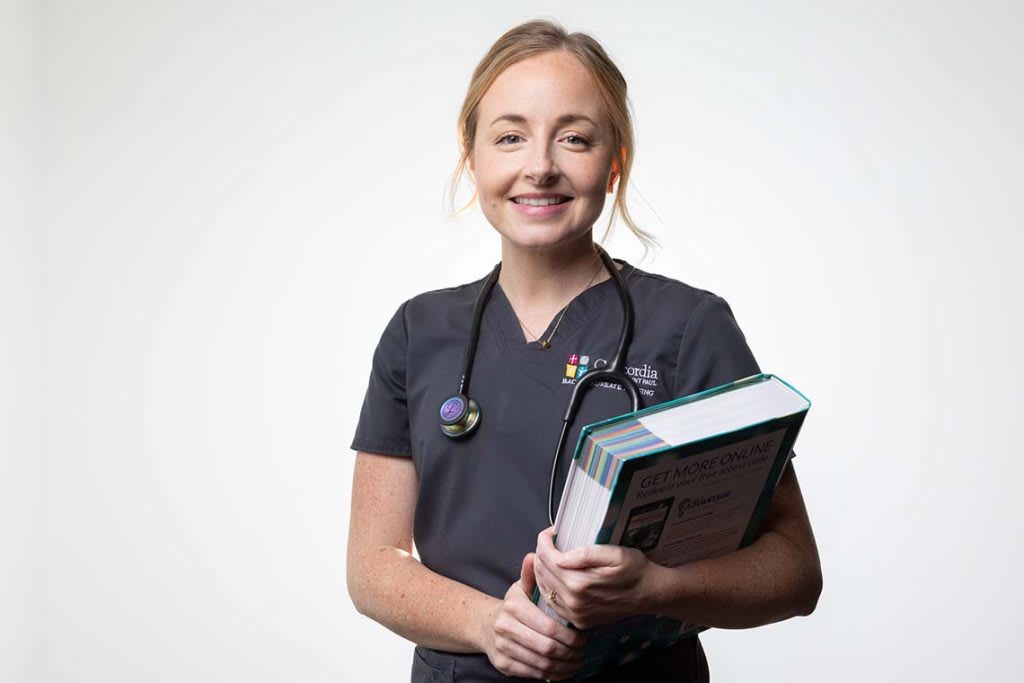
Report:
619,497,674,553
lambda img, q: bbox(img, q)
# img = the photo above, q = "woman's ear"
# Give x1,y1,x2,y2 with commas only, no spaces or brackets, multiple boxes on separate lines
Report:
607,154,621,193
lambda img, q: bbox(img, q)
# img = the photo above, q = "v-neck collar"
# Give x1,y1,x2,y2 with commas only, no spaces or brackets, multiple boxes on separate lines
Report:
484,258,635,352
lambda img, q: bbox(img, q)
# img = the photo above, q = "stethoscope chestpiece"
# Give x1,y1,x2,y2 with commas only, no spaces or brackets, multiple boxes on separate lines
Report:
439,394,481,438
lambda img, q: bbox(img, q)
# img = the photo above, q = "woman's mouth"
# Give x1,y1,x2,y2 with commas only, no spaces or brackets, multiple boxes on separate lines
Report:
509,195,573,216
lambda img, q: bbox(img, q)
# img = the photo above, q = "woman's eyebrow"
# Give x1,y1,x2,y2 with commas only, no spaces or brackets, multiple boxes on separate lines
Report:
488,113,598,128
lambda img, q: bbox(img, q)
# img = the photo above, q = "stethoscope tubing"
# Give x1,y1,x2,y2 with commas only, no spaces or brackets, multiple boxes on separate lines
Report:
547,247,640,524
456,264,502,397
441,245,642,525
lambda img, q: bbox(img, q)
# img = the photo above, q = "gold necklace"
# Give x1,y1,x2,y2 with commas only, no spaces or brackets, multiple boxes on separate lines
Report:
510,254,605,349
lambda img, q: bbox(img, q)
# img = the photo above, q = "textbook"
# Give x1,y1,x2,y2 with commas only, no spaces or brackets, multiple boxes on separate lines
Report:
531,373,811,681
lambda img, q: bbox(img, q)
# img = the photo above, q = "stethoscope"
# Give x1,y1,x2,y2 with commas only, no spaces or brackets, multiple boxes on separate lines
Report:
438,245,642,525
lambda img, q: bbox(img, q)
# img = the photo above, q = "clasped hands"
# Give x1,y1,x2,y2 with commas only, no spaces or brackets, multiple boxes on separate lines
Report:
533,525,653,631
481,526,656,680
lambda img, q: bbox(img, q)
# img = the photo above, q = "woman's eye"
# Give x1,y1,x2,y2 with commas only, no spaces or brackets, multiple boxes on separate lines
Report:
564,134,590,146
496,134,523,145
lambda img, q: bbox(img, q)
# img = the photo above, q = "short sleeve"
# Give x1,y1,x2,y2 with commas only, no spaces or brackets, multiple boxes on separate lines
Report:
673,294,797,461
673,294,760,397
350,301,413,456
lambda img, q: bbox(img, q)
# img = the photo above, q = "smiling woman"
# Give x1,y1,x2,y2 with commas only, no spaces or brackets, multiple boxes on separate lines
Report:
347,18,821,683
448,25,655,259
467,51,614,251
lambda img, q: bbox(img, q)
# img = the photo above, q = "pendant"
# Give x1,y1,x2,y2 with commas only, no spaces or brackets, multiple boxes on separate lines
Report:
539,340,551,349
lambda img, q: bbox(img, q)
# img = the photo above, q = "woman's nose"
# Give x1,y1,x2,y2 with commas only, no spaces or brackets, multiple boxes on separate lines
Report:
524,144,559,184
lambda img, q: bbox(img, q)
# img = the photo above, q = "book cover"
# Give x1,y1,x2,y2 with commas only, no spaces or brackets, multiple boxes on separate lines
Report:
531,373,810,680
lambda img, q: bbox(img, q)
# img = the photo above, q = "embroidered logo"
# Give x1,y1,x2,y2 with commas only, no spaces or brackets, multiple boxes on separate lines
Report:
565,353,594,379
561,351,660,398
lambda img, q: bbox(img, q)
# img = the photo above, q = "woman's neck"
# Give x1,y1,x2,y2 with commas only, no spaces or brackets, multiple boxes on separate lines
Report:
497,234,611,311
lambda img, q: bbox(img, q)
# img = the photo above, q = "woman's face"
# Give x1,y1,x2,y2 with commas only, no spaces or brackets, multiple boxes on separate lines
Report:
468,50,618,251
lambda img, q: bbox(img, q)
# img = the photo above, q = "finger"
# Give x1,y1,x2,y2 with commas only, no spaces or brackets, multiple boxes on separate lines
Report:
489,648,553,683
535,526,562,566
519,552,537,594
498,637,584,679
498,608,586,663
501,629,584,667
534,556,576,623
509,597,586,651
540,595,575,628
559,543,619,569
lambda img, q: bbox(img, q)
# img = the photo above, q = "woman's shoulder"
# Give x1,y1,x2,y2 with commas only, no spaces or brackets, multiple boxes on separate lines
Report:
384,272,492,326
625,263,725,311
369,273,490,351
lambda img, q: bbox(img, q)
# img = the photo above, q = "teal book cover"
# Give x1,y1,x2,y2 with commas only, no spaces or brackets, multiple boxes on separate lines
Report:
532,374,811,681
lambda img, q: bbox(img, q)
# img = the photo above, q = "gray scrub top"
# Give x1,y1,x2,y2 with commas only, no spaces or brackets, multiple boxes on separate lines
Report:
351,258,790,682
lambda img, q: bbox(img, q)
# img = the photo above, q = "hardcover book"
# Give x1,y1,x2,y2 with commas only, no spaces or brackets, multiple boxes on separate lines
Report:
531,373,811,680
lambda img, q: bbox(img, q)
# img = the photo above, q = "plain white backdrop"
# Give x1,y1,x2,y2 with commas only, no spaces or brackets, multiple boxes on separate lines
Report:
2,1,1022,681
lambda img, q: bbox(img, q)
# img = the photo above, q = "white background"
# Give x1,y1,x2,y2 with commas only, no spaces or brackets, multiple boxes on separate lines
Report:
3,1,1022,681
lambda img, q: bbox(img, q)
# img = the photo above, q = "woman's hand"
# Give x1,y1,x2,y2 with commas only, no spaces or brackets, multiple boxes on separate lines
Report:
533,526,654,630
480,552,587,681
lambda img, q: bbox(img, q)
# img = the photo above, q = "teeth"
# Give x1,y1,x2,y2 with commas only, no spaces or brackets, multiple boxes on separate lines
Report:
514,197,568,206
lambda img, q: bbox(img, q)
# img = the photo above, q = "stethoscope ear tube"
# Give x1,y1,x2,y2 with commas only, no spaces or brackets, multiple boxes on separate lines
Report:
548,367,641,525
438,246,643,527
560,368,641,423
546,245,641,525
457,263,502,397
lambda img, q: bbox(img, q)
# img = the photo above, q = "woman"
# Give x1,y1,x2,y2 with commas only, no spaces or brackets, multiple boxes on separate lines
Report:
347,19,822,682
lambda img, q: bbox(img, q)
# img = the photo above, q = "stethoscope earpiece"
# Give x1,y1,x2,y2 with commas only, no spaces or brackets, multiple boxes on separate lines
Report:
439,394,481,438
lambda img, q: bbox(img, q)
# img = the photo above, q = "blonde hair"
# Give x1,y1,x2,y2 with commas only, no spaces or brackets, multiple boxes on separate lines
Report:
446,19,659,256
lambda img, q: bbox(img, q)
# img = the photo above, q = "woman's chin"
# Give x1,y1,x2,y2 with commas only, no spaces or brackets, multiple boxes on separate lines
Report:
494,227,595,252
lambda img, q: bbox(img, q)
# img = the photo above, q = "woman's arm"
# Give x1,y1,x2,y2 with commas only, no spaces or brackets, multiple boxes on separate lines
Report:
347,451,586,679
533,462,822,630
643,462,822,628
346,450,496,652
